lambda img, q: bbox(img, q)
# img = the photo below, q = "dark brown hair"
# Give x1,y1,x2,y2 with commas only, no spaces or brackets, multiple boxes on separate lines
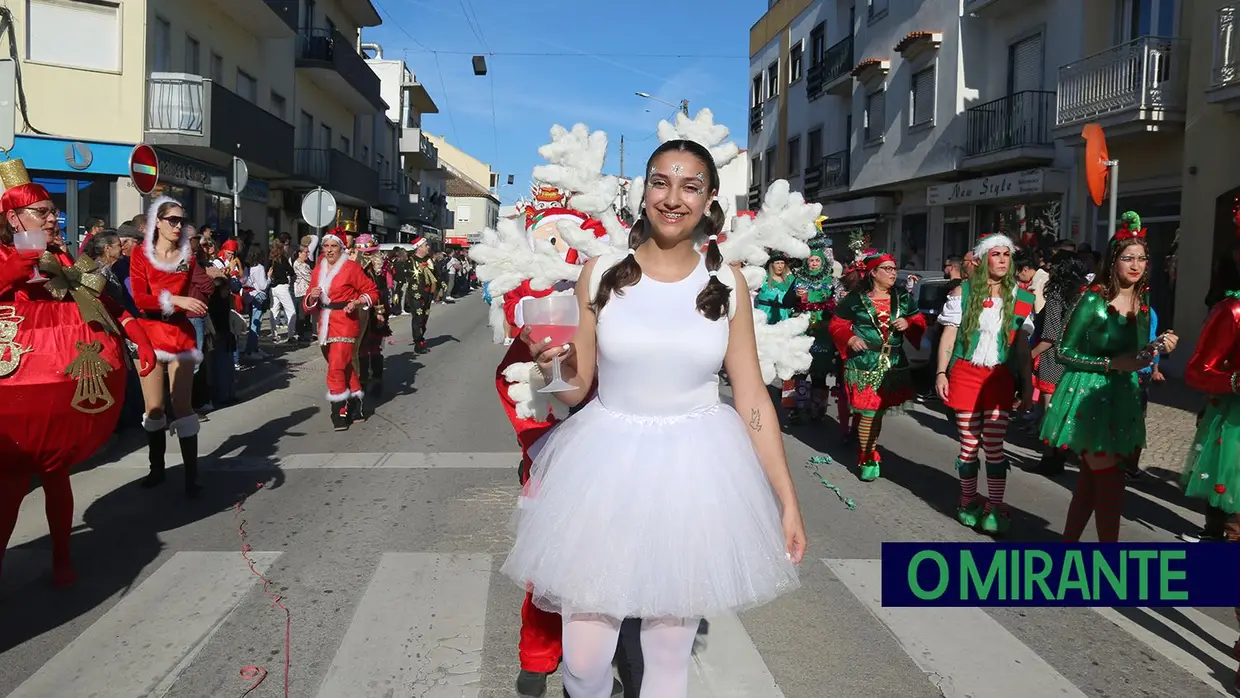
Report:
1097,237,1149,303
592,139,729,320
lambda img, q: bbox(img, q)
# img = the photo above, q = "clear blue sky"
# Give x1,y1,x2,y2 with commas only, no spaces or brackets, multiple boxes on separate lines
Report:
367,0,754,205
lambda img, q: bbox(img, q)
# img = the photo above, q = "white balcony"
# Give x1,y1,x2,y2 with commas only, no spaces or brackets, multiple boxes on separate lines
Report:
400,127,438,169
1208,6,1240,114
1055,36,1188,138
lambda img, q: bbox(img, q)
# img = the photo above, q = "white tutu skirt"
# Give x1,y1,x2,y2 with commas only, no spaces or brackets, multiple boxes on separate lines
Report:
500,400,800,619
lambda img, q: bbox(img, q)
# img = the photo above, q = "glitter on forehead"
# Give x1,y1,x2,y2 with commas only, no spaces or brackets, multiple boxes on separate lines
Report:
648,166,658,177
670,163,684,175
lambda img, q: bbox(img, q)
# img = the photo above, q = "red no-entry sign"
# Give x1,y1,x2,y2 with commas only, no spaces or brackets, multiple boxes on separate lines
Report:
129,144,159,195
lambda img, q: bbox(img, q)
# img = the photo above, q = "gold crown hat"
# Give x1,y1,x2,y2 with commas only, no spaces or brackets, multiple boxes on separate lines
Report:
0,157,33,191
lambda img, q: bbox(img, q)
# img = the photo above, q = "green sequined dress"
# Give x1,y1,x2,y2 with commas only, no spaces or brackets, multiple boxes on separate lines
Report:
1039,290,1149,456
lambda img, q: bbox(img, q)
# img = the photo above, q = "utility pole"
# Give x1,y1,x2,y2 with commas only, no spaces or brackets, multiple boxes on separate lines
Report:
680,99,689,116
619,134,625,179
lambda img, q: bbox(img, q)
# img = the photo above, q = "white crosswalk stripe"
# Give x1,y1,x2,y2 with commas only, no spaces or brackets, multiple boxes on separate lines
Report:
96,451,524,470
4,551,1238,696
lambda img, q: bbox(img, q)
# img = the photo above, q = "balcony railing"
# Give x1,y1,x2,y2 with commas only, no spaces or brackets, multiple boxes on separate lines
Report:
965,90,1055,157
1213,6,1239,87
1056,35,1188,126
329,149,379,203
749,104,763,133
294,148,329,183
747,183,761,210
146,73,294,175
821,150,848,190
296,28,384,111
822,35,854,87
806,62,826,100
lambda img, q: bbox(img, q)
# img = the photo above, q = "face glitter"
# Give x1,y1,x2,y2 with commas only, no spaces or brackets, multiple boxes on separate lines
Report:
670,163,684,175
695,172,705,182
648,166,658,178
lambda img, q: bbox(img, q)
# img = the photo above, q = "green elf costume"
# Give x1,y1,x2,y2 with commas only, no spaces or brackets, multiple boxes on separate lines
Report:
829,249,926,482
937,233,1035,536
753,252,797,324
1041,211,1165,543
786,249,835,421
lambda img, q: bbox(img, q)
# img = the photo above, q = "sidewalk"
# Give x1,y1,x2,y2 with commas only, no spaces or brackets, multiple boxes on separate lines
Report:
1141,377,1204,483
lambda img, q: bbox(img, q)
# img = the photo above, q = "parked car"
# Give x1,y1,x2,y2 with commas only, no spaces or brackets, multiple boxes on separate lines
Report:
897,271,954,370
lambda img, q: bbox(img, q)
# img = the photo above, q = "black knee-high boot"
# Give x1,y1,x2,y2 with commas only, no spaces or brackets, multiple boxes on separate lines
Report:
171,415,201,496
330,401,350,431
371,355,385,398
141,414,167,488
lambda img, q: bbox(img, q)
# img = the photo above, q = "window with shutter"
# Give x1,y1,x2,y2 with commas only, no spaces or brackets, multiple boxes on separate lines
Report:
1009,34,1043,93
911,67,935,126
787,137,801,174
865,90,886,142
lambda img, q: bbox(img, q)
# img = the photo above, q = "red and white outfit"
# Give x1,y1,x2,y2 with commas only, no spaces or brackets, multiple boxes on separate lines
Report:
129,196,202,365
303,240,379,402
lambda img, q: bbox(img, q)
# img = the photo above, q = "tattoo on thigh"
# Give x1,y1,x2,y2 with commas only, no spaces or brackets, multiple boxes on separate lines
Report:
749,408,762,431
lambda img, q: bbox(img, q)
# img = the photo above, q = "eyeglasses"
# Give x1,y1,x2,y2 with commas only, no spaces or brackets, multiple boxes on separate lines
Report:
20,206,57,219
160,215,186,228
1117,255,1149,263
876,265,898,273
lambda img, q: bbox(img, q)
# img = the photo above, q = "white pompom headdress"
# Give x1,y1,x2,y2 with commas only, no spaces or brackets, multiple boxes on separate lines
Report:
143,195,192,273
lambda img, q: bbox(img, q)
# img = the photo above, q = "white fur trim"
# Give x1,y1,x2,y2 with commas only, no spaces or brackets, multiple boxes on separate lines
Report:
143,195,191,273
314,256,349,346
753,313,813,385
170,414,200,438
141,413,168,432
326,389,351,402
351,390,365,398
154,348,204,365
158,289,176,316
973,234,1015,259
357,294,373,309
321,233,344,249
502,361,566,421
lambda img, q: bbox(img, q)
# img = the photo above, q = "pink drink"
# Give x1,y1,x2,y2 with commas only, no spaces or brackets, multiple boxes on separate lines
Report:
528,324,576,347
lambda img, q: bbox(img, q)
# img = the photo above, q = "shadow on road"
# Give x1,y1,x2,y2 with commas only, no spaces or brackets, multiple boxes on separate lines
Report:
0,407,313,655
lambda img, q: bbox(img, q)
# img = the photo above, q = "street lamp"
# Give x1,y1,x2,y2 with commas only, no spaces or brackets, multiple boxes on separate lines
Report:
635,92,689,116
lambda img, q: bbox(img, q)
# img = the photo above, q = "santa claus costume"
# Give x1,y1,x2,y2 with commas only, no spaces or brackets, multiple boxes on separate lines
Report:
303,230,378,430
0,157,156,586
129,195,205,494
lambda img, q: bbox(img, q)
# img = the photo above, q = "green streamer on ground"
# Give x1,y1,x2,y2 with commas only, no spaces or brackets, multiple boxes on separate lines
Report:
805,456,856,510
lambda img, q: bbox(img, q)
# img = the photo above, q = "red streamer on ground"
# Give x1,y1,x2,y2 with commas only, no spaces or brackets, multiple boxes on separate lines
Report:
234,482,291,698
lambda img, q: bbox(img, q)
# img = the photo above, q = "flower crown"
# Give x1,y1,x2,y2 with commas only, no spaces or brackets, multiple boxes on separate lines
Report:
1113,211,1147,244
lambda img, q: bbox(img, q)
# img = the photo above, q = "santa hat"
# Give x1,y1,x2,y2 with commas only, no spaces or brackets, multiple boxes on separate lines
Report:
409,235,428,249
973,232,1015,259
143,195,192,273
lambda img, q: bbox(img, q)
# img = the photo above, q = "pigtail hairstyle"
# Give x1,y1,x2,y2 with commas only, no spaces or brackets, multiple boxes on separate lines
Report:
592,139,729,320
695,198,729,320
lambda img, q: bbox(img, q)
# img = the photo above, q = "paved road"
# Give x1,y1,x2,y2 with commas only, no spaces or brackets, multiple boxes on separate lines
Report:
0,295,1231,697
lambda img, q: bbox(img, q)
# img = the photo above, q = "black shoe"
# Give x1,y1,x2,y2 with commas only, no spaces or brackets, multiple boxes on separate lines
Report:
1180,528,1226,542
416,340,429,354
557,677,623,698
330,401,350,431
516,670,548,697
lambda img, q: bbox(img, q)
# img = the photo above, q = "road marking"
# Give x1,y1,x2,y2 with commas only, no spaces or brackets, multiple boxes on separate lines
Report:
689,614,786,697
1091,606,1234,696
99,451,523,470
8,551,280,698
824,559,1088,698
315,553,491,698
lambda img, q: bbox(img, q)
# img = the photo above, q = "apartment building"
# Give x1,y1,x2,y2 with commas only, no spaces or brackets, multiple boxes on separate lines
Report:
425,133,498,248
750,0,1083,268
366,48,450,244
5,0,405,246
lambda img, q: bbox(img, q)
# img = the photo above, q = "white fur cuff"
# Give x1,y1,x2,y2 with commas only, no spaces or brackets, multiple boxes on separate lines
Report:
351,390,365,398
159,289,176,316
170,414,201,437
327,389,351,402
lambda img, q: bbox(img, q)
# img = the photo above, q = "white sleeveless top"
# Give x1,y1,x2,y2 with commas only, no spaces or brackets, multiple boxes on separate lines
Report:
588,253,736,418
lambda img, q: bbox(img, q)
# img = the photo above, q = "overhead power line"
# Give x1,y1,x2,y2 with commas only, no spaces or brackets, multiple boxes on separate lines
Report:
404,49,748,59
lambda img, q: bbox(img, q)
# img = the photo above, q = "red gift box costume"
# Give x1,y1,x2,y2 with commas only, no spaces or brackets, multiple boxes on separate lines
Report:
0,158,156,587
303,232,378,431
129,196,202,365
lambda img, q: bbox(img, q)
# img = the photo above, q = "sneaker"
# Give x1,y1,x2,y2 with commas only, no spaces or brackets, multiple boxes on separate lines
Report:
1179,528,1225,543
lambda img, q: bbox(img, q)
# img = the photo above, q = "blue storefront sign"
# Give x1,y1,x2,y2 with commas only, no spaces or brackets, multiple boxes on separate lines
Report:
156,150,269,203
10,134,136,176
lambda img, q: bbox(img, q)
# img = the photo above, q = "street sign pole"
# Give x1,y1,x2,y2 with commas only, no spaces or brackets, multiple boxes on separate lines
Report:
300,187,337,261
0,60,15,153
231,157,249,240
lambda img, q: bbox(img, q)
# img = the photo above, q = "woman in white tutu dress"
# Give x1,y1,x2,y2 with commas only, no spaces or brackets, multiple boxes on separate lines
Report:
502,139,807,697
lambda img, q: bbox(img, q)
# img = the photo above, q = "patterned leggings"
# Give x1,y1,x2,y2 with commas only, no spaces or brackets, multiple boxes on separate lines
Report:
955,409,1011,513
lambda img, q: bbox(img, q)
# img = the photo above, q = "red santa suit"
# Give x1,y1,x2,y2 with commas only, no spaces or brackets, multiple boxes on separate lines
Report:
303,235,379,429
0,164,155,588
129,197,201,365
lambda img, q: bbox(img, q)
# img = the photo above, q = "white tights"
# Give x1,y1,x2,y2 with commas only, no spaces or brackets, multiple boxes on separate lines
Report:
561,613,700,698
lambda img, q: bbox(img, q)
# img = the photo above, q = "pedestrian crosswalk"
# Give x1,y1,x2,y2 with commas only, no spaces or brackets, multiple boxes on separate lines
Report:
1,552,1235,697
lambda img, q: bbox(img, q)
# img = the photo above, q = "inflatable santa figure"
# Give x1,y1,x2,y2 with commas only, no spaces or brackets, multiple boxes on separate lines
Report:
303,228,378,430
0,156,156,587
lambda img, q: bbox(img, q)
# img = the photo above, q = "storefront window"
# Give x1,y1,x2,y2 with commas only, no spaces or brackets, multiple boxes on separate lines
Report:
977,199,1064,250
32,177,69,237
204,193,235,237
75,178,112,235
899,213,927,270
943,220,971,261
